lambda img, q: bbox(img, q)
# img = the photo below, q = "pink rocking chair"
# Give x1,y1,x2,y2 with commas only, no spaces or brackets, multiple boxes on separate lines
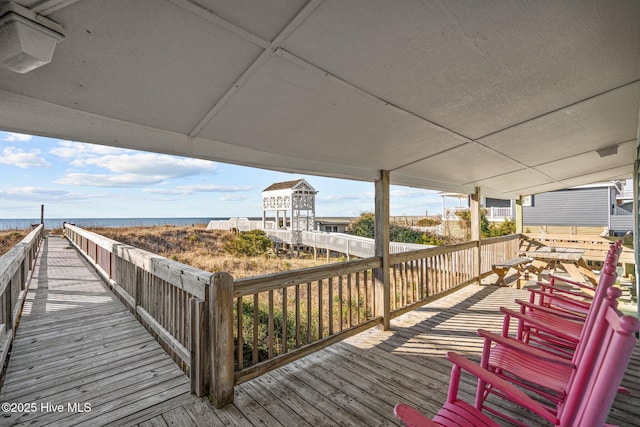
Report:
394,312,639,426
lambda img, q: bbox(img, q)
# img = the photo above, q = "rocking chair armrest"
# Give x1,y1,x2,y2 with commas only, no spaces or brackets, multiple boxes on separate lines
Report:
477,329,574,367
446,352,559,425
534,284,594,303
523,291,590,316
394,403,439,426
515,299,586,321
500,306,580,343
548,275,596,292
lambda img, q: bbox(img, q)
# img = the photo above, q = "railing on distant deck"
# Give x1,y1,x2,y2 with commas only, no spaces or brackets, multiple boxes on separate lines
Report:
521,233,634,266
64,224,522,408
0,225,43,369
207,219,433,259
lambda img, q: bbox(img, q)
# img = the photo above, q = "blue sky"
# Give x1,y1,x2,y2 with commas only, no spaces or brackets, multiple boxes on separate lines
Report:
0,131,456,219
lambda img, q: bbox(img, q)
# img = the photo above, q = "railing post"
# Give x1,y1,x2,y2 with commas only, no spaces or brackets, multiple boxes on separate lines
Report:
190,295,209,396
471,187,482,283
209,272,235,407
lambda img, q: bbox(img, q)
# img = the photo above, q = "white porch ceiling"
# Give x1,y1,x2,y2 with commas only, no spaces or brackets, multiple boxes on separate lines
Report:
0,0,638,199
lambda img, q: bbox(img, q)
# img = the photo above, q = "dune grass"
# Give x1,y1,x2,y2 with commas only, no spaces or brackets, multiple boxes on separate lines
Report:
0,230,30,257
84,225,327,278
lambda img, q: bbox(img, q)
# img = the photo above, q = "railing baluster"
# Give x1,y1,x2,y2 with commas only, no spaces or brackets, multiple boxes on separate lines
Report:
318,279,323,339
237,296,243,369
268,290,274,359
328,277,333,336
282,287,288,354
306,282,312,345
347,274,352,328
295,284,300,348
252,294,259,364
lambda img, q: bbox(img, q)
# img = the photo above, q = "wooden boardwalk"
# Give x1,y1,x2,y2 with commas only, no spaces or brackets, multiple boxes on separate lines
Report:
0,236,201,426
1,236,638,426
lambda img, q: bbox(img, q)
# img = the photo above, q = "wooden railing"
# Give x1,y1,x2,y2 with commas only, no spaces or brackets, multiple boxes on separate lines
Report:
63,225,523,407
480,234,523,273
233,257,382,384
0,225,43,369
388,241,478,316
64,224,234,407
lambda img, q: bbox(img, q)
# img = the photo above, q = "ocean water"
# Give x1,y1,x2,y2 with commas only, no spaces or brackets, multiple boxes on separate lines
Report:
0,217,225,231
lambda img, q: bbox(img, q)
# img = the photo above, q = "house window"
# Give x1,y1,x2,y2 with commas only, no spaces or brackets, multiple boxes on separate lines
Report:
522,195,534,207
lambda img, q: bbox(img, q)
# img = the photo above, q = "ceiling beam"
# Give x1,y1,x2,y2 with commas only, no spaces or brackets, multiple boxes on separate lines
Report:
167,0,270,49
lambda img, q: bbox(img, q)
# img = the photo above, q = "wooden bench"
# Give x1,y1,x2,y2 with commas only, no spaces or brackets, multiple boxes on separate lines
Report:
492,257,531,287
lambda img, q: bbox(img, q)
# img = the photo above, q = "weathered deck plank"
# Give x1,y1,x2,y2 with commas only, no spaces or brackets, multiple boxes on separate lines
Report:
1,235,637,426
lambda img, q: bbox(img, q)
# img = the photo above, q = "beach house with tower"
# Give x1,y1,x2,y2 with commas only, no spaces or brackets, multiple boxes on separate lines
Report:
262,179,317,234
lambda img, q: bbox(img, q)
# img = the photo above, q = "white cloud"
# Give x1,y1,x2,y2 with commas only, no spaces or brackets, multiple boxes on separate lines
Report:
391,188,439,198
143,188,183,196
52,147,220,187
55,173,168,187
220,194,246,201
0,186,102,201
322,192,374,204
4,132,32,142
50,141,127,159
71,152,217,178
143,184,254,196
0,147,51,168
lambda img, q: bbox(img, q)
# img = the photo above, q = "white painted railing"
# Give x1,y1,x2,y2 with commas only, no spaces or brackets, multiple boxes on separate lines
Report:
207,220,433,258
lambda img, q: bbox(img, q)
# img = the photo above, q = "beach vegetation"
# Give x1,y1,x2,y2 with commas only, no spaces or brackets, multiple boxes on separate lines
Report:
350,212,445,245
84,225,326,278
223,229,272,257
456,209,516,239
0,230,29,257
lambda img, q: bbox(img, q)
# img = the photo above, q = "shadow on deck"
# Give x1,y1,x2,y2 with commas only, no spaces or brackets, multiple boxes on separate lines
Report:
1,236,638,426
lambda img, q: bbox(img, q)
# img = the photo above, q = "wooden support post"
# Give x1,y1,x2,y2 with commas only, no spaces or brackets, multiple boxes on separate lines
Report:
471,187,482,284
374,170,390,330
634,143,639,322
209,272,235,407
515,196,523,234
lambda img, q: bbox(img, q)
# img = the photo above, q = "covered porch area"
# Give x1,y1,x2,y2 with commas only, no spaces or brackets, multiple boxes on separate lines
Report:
0,1,639,425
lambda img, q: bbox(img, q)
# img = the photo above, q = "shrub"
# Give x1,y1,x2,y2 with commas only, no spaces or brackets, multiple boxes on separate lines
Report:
349,212,375,239
416,217,441,227
351,212,444,245
224,230,272,257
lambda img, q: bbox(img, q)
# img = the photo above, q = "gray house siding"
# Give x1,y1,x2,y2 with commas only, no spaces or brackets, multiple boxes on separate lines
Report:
523,187,610,227
611,202,633,234
486,197,511,208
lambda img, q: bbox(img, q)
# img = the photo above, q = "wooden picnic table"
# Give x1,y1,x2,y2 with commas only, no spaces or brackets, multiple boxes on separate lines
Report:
491,257,531,287
521,247,598,285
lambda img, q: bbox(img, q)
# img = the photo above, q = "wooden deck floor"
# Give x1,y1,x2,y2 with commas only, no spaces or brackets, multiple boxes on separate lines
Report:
1,236,638,426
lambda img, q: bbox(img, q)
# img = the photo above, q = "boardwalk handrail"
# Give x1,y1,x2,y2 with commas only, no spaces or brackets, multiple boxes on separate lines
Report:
0,225,43,370
64,224,234,407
